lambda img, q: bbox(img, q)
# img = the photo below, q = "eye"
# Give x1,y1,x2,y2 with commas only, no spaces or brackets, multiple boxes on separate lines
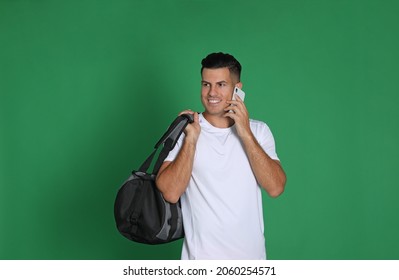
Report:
217,82,226,87
202,82,210,87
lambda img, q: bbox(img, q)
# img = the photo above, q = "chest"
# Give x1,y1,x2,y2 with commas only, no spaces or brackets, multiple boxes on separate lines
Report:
193,130,251,173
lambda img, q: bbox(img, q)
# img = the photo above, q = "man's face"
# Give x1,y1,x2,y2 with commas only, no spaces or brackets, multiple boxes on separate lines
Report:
201,67,240,117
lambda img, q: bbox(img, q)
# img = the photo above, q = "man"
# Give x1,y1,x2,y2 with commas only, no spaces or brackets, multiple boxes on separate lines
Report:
156,52,286,260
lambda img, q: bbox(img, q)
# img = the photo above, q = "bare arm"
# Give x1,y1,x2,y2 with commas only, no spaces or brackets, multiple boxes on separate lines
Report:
240,133,286,197
156,111,200,203
225,96,286,197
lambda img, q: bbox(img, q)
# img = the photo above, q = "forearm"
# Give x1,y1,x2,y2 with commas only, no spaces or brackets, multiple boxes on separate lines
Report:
241,133,286,197
156,138,196,203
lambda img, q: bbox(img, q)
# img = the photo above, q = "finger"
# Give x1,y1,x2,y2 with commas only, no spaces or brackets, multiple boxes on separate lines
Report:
224,105,244,116
228,100,247,115
224,105,235,112
223,111,236,120
226,100,239,106
193,112,200,123
179,109,195,116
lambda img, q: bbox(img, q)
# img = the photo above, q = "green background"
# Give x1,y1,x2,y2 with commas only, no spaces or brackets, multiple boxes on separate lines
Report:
1,0,398,260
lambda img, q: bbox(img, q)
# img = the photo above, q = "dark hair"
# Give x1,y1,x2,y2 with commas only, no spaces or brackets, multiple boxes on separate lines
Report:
201,52,242,81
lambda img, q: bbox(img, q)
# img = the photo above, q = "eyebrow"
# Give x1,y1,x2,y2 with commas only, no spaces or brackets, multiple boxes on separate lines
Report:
201,80,227,84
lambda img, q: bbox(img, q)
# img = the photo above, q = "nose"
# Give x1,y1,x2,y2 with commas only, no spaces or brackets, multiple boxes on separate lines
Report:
207,85,217,97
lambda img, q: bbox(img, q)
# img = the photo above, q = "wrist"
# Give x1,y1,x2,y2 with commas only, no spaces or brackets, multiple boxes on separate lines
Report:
184,134,199,145
239,129,256,146
237,126,253,140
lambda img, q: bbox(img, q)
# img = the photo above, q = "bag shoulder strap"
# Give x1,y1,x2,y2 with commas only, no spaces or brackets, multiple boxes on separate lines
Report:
137,114,194,175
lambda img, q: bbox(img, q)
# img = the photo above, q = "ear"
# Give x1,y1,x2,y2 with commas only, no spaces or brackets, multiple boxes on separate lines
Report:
235,82,243,89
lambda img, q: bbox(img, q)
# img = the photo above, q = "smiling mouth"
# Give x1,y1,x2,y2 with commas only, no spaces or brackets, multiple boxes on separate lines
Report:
208,99,222,105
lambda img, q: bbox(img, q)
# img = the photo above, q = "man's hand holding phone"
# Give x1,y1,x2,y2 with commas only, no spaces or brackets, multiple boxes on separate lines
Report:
226,86,246,115
224,87,251,138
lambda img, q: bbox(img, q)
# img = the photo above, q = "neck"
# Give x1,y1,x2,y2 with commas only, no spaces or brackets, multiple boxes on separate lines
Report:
202,112,235,128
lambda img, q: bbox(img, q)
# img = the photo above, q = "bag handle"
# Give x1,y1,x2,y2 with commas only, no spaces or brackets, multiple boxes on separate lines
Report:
137,114,194,175
154,114,194,150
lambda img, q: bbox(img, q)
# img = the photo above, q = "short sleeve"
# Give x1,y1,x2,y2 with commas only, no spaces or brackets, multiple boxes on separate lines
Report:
164,134,185,162
251,120,280,161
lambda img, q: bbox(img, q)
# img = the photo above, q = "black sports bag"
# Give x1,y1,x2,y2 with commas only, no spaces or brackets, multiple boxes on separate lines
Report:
114,114,193,244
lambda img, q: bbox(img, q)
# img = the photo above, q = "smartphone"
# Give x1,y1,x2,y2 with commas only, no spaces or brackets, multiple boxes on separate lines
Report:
232,86,245,102
229,86,245,113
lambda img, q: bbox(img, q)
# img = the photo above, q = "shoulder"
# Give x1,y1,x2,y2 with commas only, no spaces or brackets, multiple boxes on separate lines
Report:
249,119,275,144
249,119,272,134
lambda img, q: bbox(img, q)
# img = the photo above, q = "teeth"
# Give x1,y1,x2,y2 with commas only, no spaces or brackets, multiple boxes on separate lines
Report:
208,99,221,104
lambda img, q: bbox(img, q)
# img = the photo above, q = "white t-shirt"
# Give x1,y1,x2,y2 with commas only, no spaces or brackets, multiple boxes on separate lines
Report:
165,113,279,260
